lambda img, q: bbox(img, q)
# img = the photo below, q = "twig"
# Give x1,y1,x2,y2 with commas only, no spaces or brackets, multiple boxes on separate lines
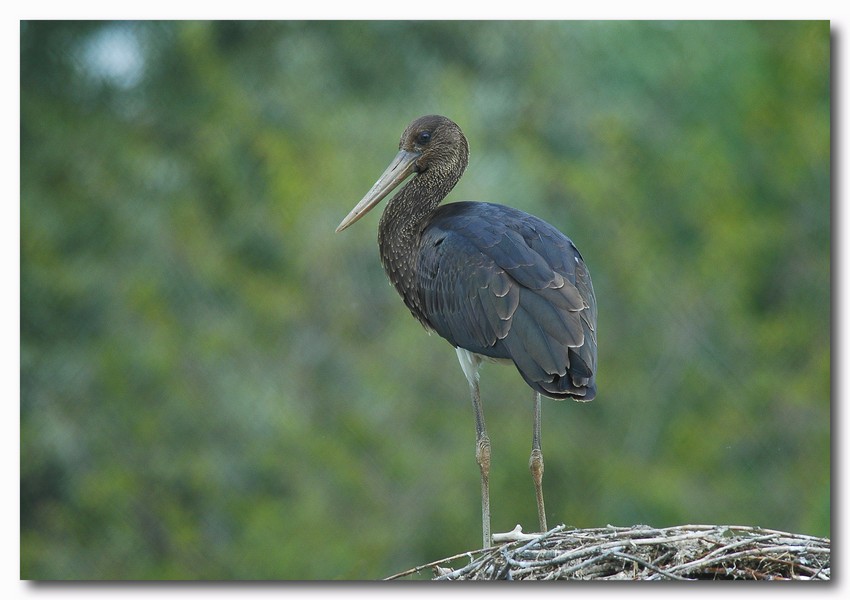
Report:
387,523,830,581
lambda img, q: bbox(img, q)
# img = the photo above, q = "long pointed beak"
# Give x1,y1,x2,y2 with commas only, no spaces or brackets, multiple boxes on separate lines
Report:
335,149,420,232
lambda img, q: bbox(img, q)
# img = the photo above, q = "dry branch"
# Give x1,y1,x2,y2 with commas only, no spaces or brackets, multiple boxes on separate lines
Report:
385,524,830,581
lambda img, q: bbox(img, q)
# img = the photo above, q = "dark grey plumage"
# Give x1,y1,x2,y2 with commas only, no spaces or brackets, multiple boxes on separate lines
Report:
417,201,597,400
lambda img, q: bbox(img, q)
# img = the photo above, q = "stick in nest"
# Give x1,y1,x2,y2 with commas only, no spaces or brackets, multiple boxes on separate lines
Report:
384,523,831,581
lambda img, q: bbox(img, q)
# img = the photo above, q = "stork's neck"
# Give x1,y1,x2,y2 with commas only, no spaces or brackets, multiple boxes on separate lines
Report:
377,164,464,321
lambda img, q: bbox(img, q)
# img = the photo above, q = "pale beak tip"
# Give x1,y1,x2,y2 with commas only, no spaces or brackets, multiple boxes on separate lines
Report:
335,216,353,233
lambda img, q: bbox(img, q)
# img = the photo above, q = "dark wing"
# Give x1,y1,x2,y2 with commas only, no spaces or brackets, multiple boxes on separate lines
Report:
417,202,597,400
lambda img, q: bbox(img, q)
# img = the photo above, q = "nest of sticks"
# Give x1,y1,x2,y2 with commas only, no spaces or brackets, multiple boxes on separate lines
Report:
386,524,830,581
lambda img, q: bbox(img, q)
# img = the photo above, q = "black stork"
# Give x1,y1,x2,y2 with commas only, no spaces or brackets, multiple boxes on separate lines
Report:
336,115,597,548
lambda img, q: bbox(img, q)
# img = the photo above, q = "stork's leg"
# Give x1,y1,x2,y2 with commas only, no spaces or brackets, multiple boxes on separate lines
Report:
529,391,547,533
469,376,492,548
455,348,492,548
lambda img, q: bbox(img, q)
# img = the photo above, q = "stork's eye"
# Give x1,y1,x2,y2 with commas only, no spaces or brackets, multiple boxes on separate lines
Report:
416,131,432,145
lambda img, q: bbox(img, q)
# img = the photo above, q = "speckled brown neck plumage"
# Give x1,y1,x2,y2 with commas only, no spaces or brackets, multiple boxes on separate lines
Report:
378,149,467,326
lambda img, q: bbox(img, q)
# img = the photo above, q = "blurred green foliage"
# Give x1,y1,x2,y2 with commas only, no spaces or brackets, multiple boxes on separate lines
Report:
20,21,829,580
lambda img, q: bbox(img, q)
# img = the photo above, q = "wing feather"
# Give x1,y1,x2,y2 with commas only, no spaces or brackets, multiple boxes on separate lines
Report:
417,202,597,400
